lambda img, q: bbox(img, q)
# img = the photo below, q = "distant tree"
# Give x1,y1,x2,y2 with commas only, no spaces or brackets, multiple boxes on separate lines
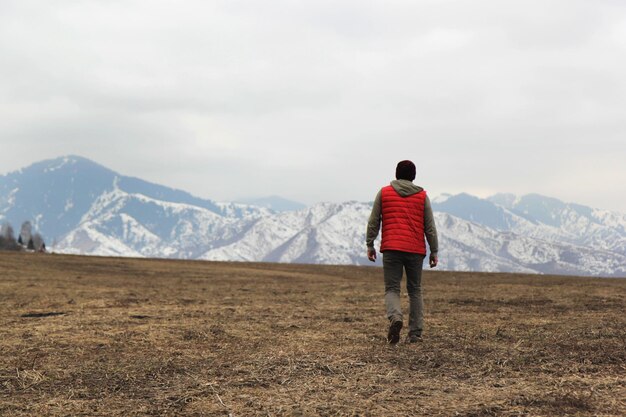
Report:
5,224,15,241
20,221,32,245
0,221,47,252
32,233,45,251
0,222,21,251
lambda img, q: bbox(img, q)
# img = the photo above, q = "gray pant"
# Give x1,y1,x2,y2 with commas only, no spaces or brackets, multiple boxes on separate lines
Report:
383,250,425,336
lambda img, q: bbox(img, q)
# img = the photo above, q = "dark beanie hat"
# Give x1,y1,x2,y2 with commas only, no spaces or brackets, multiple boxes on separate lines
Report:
396,160,416,181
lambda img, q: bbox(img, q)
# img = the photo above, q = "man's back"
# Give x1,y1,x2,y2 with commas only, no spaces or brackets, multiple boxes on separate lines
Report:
365,160,439,344
380,182,427,254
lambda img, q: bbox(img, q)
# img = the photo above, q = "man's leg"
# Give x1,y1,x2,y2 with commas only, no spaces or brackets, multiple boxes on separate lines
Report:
405,253,425,338
383,251,404,343
383,250,404,323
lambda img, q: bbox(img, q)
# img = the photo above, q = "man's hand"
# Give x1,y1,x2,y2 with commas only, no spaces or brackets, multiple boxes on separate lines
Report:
367,247,377,262
429,254,438,268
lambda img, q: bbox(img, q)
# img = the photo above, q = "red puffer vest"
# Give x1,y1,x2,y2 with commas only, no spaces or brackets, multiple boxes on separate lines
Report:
380,185,427,255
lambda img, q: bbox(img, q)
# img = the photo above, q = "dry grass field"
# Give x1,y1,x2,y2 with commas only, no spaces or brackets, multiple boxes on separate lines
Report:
0,251,625,416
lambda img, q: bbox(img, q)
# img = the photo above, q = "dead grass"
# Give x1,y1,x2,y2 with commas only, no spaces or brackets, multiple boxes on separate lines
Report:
0,251,625,416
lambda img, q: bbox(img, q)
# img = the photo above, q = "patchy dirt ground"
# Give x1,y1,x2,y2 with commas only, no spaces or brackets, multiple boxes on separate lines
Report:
0,251,624,416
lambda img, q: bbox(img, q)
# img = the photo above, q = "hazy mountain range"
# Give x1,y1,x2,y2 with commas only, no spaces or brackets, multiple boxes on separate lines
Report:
1,156,624,277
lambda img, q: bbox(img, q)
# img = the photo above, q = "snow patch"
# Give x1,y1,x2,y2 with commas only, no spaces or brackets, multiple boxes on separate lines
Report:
43,156,76,173
431,193,452,204
1,188,19,213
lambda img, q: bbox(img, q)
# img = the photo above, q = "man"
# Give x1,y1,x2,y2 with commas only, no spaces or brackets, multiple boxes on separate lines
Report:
366,160,439,344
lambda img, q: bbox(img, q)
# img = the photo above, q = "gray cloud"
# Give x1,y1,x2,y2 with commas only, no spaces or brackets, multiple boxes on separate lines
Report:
1,0,625,211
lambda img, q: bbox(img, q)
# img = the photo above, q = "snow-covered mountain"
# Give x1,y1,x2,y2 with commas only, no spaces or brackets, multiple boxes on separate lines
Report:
434,212,625,277
200,201,372,265
0,156,268,252
433,193,626,255
54,187,261,259
1,156,625,277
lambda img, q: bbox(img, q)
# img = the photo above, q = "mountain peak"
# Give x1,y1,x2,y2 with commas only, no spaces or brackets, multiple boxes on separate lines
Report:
431,192,517,230
431,193,453,204
7,155,117,179
43,155,89,172
488,193,519,209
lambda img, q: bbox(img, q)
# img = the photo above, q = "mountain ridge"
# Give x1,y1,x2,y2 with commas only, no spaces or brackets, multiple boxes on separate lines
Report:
1,156,625,277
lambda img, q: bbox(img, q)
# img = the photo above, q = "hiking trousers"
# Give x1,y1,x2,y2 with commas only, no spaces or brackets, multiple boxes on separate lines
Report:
383,250,425,337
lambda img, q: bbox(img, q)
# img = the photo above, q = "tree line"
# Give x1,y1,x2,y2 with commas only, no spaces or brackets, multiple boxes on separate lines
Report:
0,221,46,252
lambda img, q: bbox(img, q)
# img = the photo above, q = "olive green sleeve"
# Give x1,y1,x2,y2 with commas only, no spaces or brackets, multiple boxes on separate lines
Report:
424,195,438,255
366,190,382,248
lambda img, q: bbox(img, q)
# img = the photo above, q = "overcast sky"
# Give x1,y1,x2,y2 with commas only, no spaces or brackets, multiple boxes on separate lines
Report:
1,0,625,211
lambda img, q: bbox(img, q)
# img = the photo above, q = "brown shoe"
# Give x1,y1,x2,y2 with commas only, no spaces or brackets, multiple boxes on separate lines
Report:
387,320,403,344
